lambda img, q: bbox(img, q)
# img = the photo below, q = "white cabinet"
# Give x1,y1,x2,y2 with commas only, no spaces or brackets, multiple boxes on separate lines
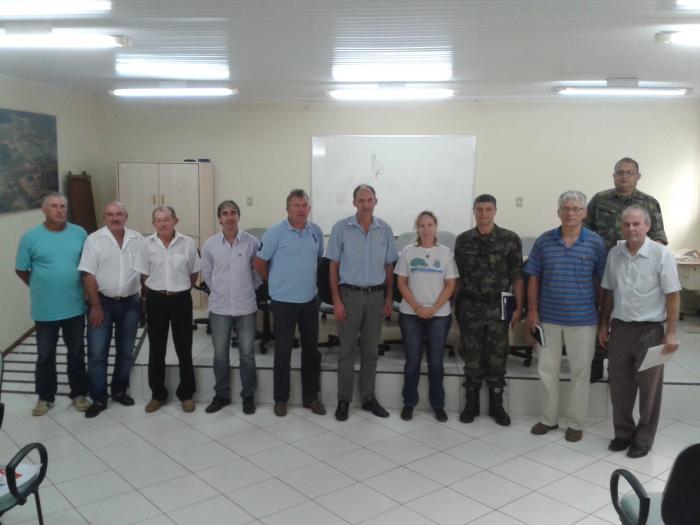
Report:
117,161,214,239
117,161,215,307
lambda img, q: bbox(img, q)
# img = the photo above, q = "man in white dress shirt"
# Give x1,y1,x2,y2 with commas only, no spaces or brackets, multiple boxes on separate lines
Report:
598,205,681,458
201,200,260,414
78,201,143,418
135,206,200,413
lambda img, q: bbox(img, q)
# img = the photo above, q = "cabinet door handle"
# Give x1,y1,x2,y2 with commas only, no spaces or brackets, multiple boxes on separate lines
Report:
152,194,156,205
160,194,165,205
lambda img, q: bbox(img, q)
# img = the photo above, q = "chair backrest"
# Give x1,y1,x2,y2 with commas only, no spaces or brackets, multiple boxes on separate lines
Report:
395,232,415,253
437,231,457,251
317,257,333,304
0,442,48,517
521,236,537,257
661,443,700,523
245,227,266,241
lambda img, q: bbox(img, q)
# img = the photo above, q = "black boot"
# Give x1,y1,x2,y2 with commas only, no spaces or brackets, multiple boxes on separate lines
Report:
460,386,480,423
488,387,511,426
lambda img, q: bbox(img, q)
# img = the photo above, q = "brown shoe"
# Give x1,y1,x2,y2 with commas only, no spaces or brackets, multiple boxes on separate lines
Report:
145,399,163,413
182,399,195,413
530,422,558,435
303,400,326,415
565,428,583,442
274,403,287,417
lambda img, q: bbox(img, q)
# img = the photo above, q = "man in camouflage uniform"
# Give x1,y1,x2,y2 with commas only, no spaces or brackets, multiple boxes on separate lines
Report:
454,194,524,426
585,157,668,381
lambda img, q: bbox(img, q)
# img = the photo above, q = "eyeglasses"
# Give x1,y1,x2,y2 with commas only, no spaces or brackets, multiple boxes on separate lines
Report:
559,207,585,214
614,170,637,178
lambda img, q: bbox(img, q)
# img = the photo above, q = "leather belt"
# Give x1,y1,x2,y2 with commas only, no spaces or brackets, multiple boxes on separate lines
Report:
99,292,138,302
150,289,189,296
614,319,664,327
341,284,385,293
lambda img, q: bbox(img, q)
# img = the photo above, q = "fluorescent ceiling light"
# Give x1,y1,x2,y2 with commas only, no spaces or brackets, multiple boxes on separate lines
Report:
676,0,700,8
112,87,236,98
657,30,700,46
329,85,454,101
0,0,111,16
333,47,452,82
555,86,689,97
116,58,229,80
0,31,125,49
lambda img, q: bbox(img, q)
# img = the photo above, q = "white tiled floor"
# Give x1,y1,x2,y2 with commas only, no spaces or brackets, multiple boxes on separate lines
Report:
4,392,700,525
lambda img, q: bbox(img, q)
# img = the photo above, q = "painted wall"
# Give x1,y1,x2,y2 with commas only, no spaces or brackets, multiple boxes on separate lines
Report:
0,75,102,350
97,97,699,249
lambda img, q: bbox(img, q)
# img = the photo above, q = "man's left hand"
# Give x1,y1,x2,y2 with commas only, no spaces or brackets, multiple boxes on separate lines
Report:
382,299,393,319
661,333,680,355
509,309,522,329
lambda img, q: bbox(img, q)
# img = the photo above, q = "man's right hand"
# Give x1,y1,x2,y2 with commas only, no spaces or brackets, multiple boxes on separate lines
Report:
526,310,540,333
333,300,346,322
88,305,104,328
597,323,609,350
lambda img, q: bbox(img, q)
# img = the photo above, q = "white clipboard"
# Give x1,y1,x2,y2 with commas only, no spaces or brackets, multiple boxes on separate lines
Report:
638,344,674,372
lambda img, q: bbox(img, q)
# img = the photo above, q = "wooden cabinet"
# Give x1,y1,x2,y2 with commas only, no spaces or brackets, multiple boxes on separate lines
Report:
117,161,215,307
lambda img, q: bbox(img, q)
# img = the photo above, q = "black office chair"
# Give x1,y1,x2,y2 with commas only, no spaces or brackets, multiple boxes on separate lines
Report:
317,257,340,348
0,443,49,525
610,442,700,525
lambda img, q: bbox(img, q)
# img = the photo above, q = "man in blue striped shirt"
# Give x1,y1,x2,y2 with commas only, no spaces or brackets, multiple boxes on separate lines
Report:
524,191,607,442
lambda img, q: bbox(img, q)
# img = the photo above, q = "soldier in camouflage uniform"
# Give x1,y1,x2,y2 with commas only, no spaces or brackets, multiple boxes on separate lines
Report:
454,194,524,426
585,157,668,381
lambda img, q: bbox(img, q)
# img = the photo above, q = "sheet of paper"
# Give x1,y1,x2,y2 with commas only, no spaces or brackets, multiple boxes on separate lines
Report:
638,344,674,372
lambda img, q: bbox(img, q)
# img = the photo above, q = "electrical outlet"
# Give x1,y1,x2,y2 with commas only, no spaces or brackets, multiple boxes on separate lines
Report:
515,197,523,207
246,196,253,206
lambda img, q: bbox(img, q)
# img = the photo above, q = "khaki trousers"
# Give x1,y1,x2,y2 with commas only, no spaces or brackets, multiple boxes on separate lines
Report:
538,323,597,430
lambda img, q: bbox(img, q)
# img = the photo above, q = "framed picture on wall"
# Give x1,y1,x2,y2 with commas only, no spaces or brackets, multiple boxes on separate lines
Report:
0,108,58,214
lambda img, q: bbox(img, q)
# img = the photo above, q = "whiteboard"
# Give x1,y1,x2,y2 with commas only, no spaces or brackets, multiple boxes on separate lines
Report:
310,135,476,235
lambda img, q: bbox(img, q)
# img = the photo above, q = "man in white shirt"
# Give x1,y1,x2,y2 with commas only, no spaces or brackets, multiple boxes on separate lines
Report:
599,205,681,458
135,206,200,413
78,201,143,418
201,200,260,415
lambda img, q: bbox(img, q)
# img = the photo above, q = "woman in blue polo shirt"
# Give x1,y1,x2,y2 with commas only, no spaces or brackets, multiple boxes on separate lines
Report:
395,211,458,422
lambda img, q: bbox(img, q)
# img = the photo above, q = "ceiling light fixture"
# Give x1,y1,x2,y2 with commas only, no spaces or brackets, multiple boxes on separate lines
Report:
676,0,700,8
555,86,689,97
0,26,126,48
111,87,236,98
656,30,700,46
0,0,111,17
116,58,229,80
329,84,454,101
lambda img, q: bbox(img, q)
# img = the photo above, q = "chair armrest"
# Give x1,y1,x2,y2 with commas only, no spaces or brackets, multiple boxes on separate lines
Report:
5,443,48,502
610,468,650,525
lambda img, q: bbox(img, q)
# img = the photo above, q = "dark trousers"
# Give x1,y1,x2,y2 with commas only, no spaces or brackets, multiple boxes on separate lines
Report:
35,314,87,402
607,319,665,447
270,297,321,404
399,313,450,408
146,290,196,402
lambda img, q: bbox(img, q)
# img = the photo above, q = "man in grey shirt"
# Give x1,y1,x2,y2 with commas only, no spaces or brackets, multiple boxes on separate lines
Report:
201,200,261,414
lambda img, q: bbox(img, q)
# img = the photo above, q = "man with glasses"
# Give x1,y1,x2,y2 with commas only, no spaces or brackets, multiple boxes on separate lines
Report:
524,191,607,442
585,157,668,382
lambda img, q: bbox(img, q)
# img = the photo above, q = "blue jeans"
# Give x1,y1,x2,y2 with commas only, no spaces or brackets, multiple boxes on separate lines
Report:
35,314,87,402
209,311,257,400
86,294,139,404
399,313,451,409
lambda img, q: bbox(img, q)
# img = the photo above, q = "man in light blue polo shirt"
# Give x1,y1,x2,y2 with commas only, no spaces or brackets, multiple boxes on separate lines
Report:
524,190,607,442
15,192,89,417
254,189,325,417
327,184,398,421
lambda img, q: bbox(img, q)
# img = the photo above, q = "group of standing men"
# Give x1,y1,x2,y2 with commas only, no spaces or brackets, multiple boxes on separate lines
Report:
14,157,681,457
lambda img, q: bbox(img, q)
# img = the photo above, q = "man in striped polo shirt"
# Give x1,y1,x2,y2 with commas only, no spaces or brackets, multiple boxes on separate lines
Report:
524,191,607,442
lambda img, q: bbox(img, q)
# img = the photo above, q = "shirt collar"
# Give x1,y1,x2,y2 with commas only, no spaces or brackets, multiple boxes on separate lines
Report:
285,219,310,232
612,188,641,201
554,226,588,245
623,236,651,258
150,230,183,244
348,214,380,230
99,226,140,244
218,230,241,244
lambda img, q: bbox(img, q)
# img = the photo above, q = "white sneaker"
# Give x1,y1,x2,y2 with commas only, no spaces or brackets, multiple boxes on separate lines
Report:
72,396,90,412
32,400,52,416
